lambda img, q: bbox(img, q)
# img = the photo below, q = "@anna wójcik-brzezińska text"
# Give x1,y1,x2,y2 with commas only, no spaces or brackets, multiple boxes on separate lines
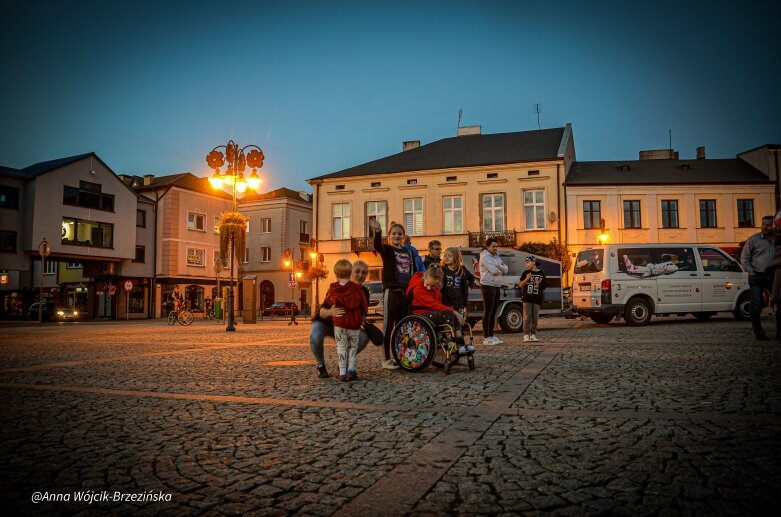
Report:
31,490,172,504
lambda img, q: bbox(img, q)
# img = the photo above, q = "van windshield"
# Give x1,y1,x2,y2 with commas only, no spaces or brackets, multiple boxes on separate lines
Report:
574,249,604,273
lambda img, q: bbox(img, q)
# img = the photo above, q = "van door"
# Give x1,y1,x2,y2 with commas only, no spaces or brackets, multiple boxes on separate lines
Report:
653,247,701,313
696,247,744,311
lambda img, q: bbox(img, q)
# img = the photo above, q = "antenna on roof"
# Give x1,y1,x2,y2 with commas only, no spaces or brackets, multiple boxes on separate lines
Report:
668,129,672,151
534,103,542,130
457,109,463,131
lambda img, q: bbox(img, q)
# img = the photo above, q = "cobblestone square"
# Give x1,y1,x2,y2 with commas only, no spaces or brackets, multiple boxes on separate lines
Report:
1,316,779,515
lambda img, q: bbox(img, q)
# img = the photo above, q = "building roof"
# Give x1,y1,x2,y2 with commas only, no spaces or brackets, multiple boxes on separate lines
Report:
133,172,232,199
565,158,771,185
21,152,102,177
308,127,567,181
241,187,312,204
0,165,25,178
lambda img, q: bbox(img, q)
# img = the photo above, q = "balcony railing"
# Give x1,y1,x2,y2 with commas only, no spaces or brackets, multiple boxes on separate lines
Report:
350,236,376,254
468,230,516,248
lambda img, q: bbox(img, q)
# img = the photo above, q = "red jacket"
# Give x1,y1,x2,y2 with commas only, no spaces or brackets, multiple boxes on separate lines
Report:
405,272,453,315
325,281,368,330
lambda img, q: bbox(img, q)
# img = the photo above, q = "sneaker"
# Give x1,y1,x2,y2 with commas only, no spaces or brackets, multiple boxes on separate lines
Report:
529,334,539,342
492,336,504,345
347,370,357,381
338,374,348,382
483,337,497,345
458,345,467,355
316,364,329,378
466,344,475,353
381,358,399,370
523,334,530,342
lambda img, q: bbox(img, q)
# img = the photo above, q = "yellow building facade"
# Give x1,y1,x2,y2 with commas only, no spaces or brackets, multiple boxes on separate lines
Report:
308,125,575,300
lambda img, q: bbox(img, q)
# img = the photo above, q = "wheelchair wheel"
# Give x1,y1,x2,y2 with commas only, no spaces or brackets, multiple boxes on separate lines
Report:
167,311,177,326
391,315,437,371
432,343,461,369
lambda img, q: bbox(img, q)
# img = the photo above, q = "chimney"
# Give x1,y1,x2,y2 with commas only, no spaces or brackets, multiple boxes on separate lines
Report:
639,149,677,160
143,174,154,186
457,125,481,136
696,146,706,159
403,140,420,152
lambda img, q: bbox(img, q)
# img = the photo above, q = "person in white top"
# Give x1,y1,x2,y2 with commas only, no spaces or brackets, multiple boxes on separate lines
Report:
478,238,508,345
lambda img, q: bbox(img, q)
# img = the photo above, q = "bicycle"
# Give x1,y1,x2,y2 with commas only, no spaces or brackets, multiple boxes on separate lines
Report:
167,307,194,326
203,307,215,320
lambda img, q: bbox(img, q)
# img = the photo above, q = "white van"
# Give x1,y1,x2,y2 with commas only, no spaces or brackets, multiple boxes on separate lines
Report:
572,244,750,325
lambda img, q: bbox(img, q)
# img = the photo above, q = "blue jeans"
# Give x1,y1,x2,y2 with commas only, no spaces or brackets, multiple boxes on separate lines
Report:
310,320,369,366
749,273,770,335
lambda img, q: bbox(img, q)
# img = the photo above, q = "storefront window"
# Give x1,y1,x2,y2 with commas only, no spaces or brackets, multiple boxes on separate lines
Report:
129,287,145,313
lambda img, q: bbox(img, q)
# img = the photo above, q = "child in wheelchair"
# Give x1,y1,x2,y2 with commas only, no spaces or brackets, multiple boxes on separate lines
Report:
406,264,470,355
440,247,476,354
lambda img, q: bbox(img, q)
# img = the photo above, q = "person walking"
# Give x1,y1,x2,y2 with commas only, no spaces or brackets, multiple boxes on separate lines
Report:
370,220,416,369
325,259,368,382
740,215,774,340
309,261,371,378
519,256,547,342
423,240,443,269
478,237,508,345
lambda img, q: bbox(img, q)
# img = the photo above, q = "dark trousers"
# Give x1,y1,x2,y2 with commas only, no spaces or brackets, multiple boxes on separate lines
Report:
383,289,407,360
481,285,501,338
421,310,464,343
749,273,770,336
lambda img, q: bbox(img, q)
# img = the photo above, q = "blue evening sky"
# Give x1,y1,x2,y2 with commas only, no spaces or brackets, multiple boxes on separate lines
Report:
1,0,778,192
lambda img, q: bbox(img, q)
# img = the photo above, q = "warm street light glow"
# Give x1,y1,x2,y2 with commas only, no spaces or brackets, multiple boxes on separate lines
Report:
207,140,265,332
283,259,292,268
598,232,609,244
295,271,303,278
309,251,317,260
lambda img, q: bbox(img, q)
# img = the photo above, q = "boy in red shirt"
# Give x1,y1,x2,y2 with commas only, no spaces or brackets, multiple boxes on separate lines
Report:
406,265,469,354
325,259,368,381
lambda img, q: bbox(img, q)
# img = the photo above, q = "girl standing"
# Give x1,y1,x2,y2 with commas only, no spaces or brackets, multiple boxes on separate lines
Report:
478,238,508,345
370,220,416,369
441,247,476,353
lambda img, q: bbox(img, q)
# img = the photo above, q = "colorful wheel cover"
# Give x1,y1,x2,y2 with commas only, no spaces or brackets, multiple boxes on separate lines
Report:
392,317,435,370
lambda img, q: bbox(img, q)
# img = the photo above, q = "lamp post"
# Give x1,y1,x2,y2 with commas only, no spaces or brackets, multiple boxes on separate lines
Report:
207,140,264,332
38,238,50,324
309,249,319,315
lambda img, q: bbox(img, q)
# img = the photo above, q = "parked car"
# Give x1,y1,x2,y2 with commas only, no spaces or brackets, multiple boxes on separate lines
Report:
26,302,80,322
572,243,749,325
262,302,299,317
365,281,384,321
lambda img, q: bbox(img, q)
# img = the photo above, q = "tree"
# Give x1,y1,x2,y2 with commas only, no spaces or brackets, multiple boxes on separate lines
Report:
517,238,572,277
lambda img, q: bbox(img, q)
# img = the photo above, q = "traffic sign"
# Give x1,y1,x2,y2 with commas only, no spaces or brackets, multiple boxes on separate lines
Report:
124,280,133,292
288,272,298,288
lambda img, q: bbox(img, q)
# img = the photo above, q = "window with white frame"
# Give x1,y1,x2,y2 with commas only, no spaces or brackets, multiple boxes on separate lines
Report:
66,262,81,269
261,247,271,262
524,190,546,230
44,261,57,275
443,196,463,234
260,218,271,233
187,247,205,266
214,216,220,234
481,193,505,232
188,212,205,231
332,203,350,239
404,198,423,236
366,201,388,236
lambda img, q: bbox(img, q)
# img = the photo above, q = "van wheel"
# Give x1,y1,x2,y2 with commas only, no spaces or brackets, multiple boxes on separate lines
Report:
590,314,614,324
498,303,523,333
624,298,651,326
693,312,716,320
733,292,750,320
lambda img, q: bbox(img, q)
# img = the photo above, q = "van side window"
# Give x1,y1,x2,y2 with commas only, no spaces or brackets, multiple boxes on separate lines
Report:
656,247,697,272
617,248,651,272
697,248,742,272
574,249,604,273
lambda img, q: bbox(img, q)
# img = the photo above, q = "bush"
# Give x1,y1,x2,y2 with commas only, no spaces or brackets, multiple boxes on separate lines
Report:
517,238,572,274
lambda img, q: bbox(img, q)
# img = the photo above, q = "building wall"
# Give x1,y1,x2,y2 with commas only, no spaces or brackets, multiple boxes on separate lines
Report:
311,159,566,303
0,175,28,287
564,183,776,278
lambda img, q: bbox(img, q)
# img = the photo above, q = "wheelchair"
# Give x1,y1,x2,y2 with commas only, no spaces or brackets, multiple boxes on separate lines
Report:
390,314,475,374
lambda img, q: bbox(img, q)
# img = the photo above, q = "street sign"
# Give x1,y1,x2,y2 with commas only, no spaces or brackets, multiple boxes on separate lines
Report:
124,280,133,291
38,240,50,257
288,272,298,288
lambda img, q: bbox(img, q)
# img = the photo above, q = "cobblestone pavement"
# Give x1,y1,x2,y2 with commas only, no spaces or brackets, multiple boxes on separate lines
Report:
0,315,779,516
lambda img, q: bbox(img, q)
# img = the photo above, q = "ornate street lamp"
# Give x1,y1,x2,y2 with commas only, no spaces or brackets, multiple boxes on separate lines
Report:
207,140,264,332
